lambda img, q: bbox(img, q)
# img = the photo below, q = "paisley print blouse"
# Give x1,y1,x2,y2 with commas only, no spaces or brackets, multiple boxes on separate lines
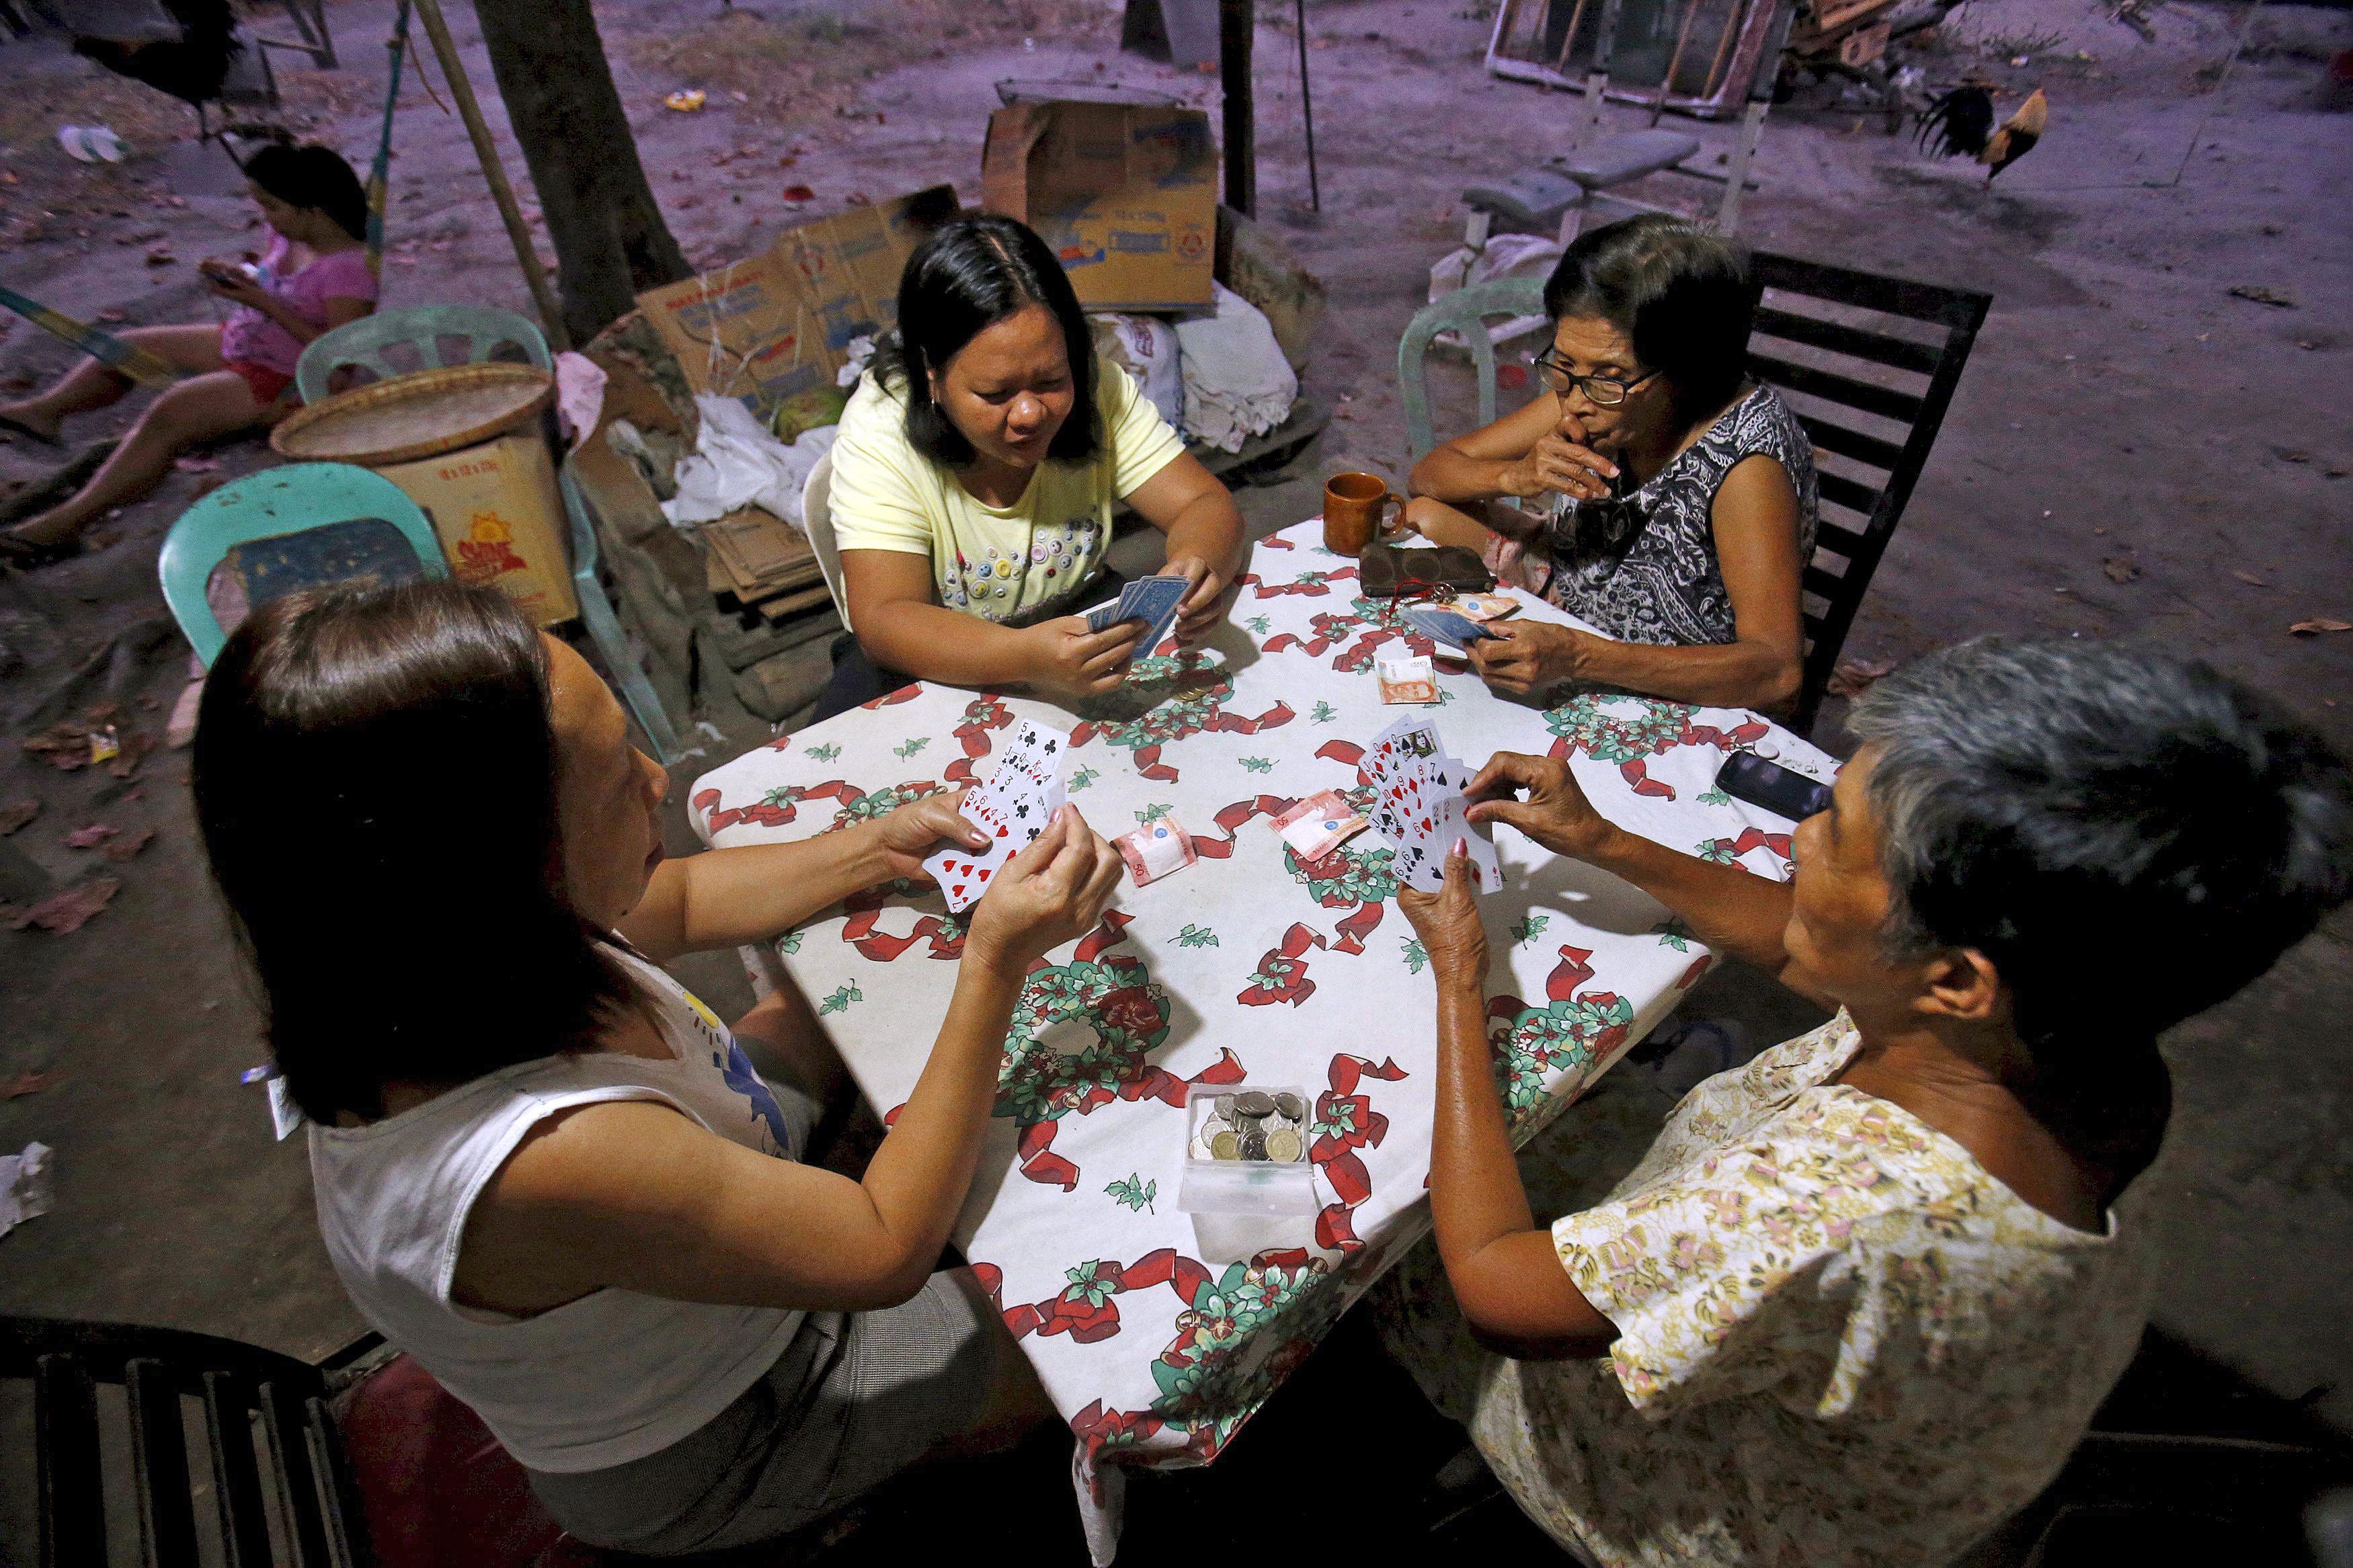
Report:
1536,384,1819,647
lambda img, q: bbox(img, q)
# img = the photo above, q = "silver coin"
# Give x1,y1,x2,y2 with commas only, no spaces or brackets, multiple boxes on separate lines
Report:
1195,1114,1232,1145
1272,1092,1306,1121
1234,1090,1277,1120
1238,1129,1269,1161
1213,1094,1238,1120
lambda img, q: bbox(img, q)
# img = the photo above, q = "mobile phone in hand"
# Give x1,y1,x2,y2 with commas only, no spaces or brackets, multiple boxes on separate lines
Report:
1714,751,1833,823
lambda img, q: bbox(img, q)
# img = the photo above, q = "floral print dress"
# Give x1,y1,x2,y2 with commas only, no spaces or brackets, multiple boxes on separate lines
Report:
1374,1012,2158,1568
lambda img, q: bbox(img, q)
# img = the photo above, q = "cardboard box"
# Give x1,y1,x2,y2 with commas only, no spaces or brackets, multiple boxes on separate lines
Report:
638,187,958,435
377,431,581,626
982,101,1216,312
635,252,831,421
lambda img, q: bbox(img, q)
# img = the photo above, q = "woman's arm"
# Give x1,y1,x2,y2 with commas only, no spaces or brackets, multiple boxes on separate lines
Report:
844,548,1140,698
616,790,990,962
1469,455,1806,714
458,810,1125,1315
1466,751,1827,1000
1407,390,1568,507
1402,853,1620,1357
1122,451,1244,638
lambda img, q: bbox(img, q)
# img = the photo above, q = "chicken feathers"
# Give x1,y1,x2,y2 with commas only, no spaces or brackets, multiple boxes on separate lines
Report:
1916,85,2048,184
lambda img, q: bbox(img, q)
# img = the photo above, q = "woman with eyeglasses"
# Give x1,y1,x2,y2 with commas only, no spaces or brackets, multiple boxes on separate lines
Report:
1403,215,1817,715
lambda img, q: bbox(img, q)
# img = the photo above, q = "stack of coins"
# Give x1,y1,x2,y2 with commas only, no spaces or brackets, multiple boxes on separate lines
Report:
1191,1089,1310,1163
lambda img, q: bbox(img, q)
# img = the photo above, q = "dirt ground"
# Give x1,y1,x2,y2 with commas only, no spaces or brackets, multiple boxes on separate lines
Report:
1,0,2350,1548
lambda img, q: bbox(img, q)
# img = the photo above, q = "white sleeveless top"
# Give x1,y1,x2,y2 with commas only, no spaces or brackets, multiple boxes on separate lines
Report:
309,946,807,1474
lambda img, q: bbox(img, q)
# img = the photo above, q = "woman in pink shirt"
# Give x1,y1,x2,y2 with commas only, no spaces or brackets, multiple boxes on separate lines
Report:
0,142,377,567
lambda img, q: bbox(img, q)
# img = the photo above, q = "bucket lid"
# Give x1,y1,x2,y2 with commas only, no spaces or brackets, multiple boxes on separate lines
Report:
271,363,556,466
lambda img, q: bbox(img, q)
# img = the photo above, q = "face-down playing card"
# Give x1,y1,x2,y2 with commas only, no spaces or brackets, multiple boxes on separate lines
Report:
1121,573,1190,658
922,719,1070,913
1403,606,1500,651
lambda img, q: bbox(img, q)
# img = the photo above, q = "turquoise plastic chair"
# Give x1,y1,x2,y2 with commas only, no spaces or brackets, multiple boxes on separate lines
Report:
158,462,446,668
294,304,550,405
298,305,682,763
1396,277,1550,462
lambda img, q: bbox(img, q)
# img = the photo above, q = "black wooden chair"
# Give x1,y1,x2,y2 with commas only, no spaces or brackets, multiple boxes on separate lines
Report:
3,1315,370,1567
1742,251,1991,733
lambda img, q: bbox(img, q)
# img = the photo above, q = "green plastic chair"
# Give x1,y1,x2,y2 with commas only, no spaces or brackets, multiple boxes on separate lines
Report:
1396,277,1550,462
157,462,447,668
294,304,550,405
298,305,682,763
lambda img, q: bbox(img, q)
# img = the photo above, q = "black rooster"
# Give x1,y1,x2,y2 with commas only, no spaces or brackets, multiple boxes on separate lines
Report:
1916,85,2048,186
71,0,261,140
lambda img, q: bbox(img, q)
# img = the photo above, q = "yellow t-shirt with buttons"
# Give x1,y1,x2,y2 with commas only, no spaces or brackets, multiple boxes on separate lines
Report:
827,353,1188,625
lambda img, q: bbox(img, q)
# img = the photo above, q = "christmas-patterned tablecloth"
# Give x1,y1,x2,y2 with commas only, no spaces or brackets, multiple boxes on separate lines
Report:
688,518,1837,1547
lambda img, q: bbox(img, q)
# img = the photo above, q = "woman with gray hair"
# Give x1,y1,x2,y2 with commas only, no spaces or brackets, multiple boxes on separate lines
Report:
1378,638,2352,1567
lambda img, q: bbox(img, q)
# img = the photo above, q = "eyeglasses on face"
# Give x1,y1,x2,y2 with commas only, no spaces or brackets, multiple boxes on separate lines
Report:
1526,350,1658,407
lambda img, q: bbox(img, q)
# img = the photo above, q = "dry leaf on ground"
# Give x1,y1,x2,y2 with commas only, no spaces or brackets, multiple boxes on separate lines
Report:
0,798,38,835
101,827,155,862
1827,658,1895,698
4,877,120,934
2233,571,2268,587
2228,284,2296,308
2102,556,2142,584
63,823,118,849
0,1071,56,1100
2289,618,2351,636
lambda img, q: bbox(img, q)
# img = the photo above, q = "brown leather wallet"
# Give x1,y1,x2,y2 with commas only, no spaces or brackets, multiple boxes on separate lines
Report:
1358,540,1494,597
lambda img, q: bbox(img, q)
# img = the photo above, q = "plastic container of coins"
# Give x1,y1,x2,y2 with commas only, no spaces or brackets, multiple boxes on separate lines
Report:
1177,1083,1319,1216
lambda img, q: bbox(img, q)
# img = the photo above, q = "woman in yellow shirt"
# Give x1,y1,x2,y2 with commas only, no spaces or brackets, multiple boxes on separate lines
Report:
820,215,1244,717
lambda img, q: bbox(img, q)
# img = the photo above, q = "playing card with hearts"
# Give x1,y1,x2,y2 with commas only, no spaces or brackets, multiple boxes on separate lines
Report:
922,720,1072,912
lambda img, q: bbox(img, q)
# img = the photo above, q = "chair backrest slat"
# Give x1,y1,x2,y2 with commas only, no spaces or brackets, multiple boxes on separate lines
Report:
1752,304,1944,376
261,1378,335,1568
128,1358,202,1567
36,1354,107,1568
1814,468,1883,518
1745,249,1991,729
202,1370,276,1568
1745,350,1925,425
1793,412,1907,474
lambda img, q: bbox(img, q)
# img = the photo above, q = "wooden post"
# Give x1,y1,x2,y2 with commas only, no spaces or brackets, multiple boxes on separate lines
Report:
1219,0,1255,218
1293,0,1320,210
411,0,572,351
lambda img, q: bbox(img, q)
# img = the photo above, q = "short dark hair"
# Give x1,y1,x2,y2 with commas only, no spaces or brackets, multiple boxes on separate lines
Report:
870,214,1099,466
1848,637,2353,1056
193,582,630,1125
1542,213,1753,425
241,141,368,243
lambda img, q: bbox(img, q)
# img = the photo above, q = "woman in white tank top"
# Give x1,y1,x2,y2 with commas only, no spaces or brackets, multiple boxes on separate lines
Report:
191,580,1125,1555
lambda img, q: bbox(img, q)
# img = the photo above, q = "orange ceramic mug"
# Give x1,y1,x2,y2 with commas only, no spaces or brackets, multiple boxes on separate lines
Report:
1324,472,1402,554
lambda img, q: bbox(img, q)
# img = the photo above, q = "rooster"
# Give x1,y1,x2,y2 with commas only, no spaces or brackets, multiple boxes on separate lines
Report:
1916,86,2048,185
71,0,264,141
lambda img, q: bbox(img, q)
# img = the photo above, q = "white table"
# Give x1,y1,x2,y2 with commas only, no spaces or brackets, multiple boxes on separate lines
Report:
689,518,1837,1555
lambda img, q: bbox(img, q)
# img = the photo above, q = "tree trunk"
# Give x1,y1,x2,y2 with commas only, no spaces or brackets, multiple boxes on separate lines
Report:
471,0,688,345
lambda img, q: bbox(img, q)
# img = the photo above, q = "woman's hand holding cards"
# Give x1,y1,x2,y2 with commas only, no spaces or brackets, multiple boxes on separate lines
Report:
1164,553,1230,642
1466,751,1613,862
964,805,1124,968
1027,616,1143,700
876,788,992,883
1397,847,1489,987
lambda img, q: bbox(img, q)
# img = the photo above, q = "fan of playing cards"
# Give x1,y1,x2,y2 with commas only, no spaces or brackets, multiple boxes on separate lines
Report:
1083,573,1191,680
1359,718,1502,893
921,718,1070,913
